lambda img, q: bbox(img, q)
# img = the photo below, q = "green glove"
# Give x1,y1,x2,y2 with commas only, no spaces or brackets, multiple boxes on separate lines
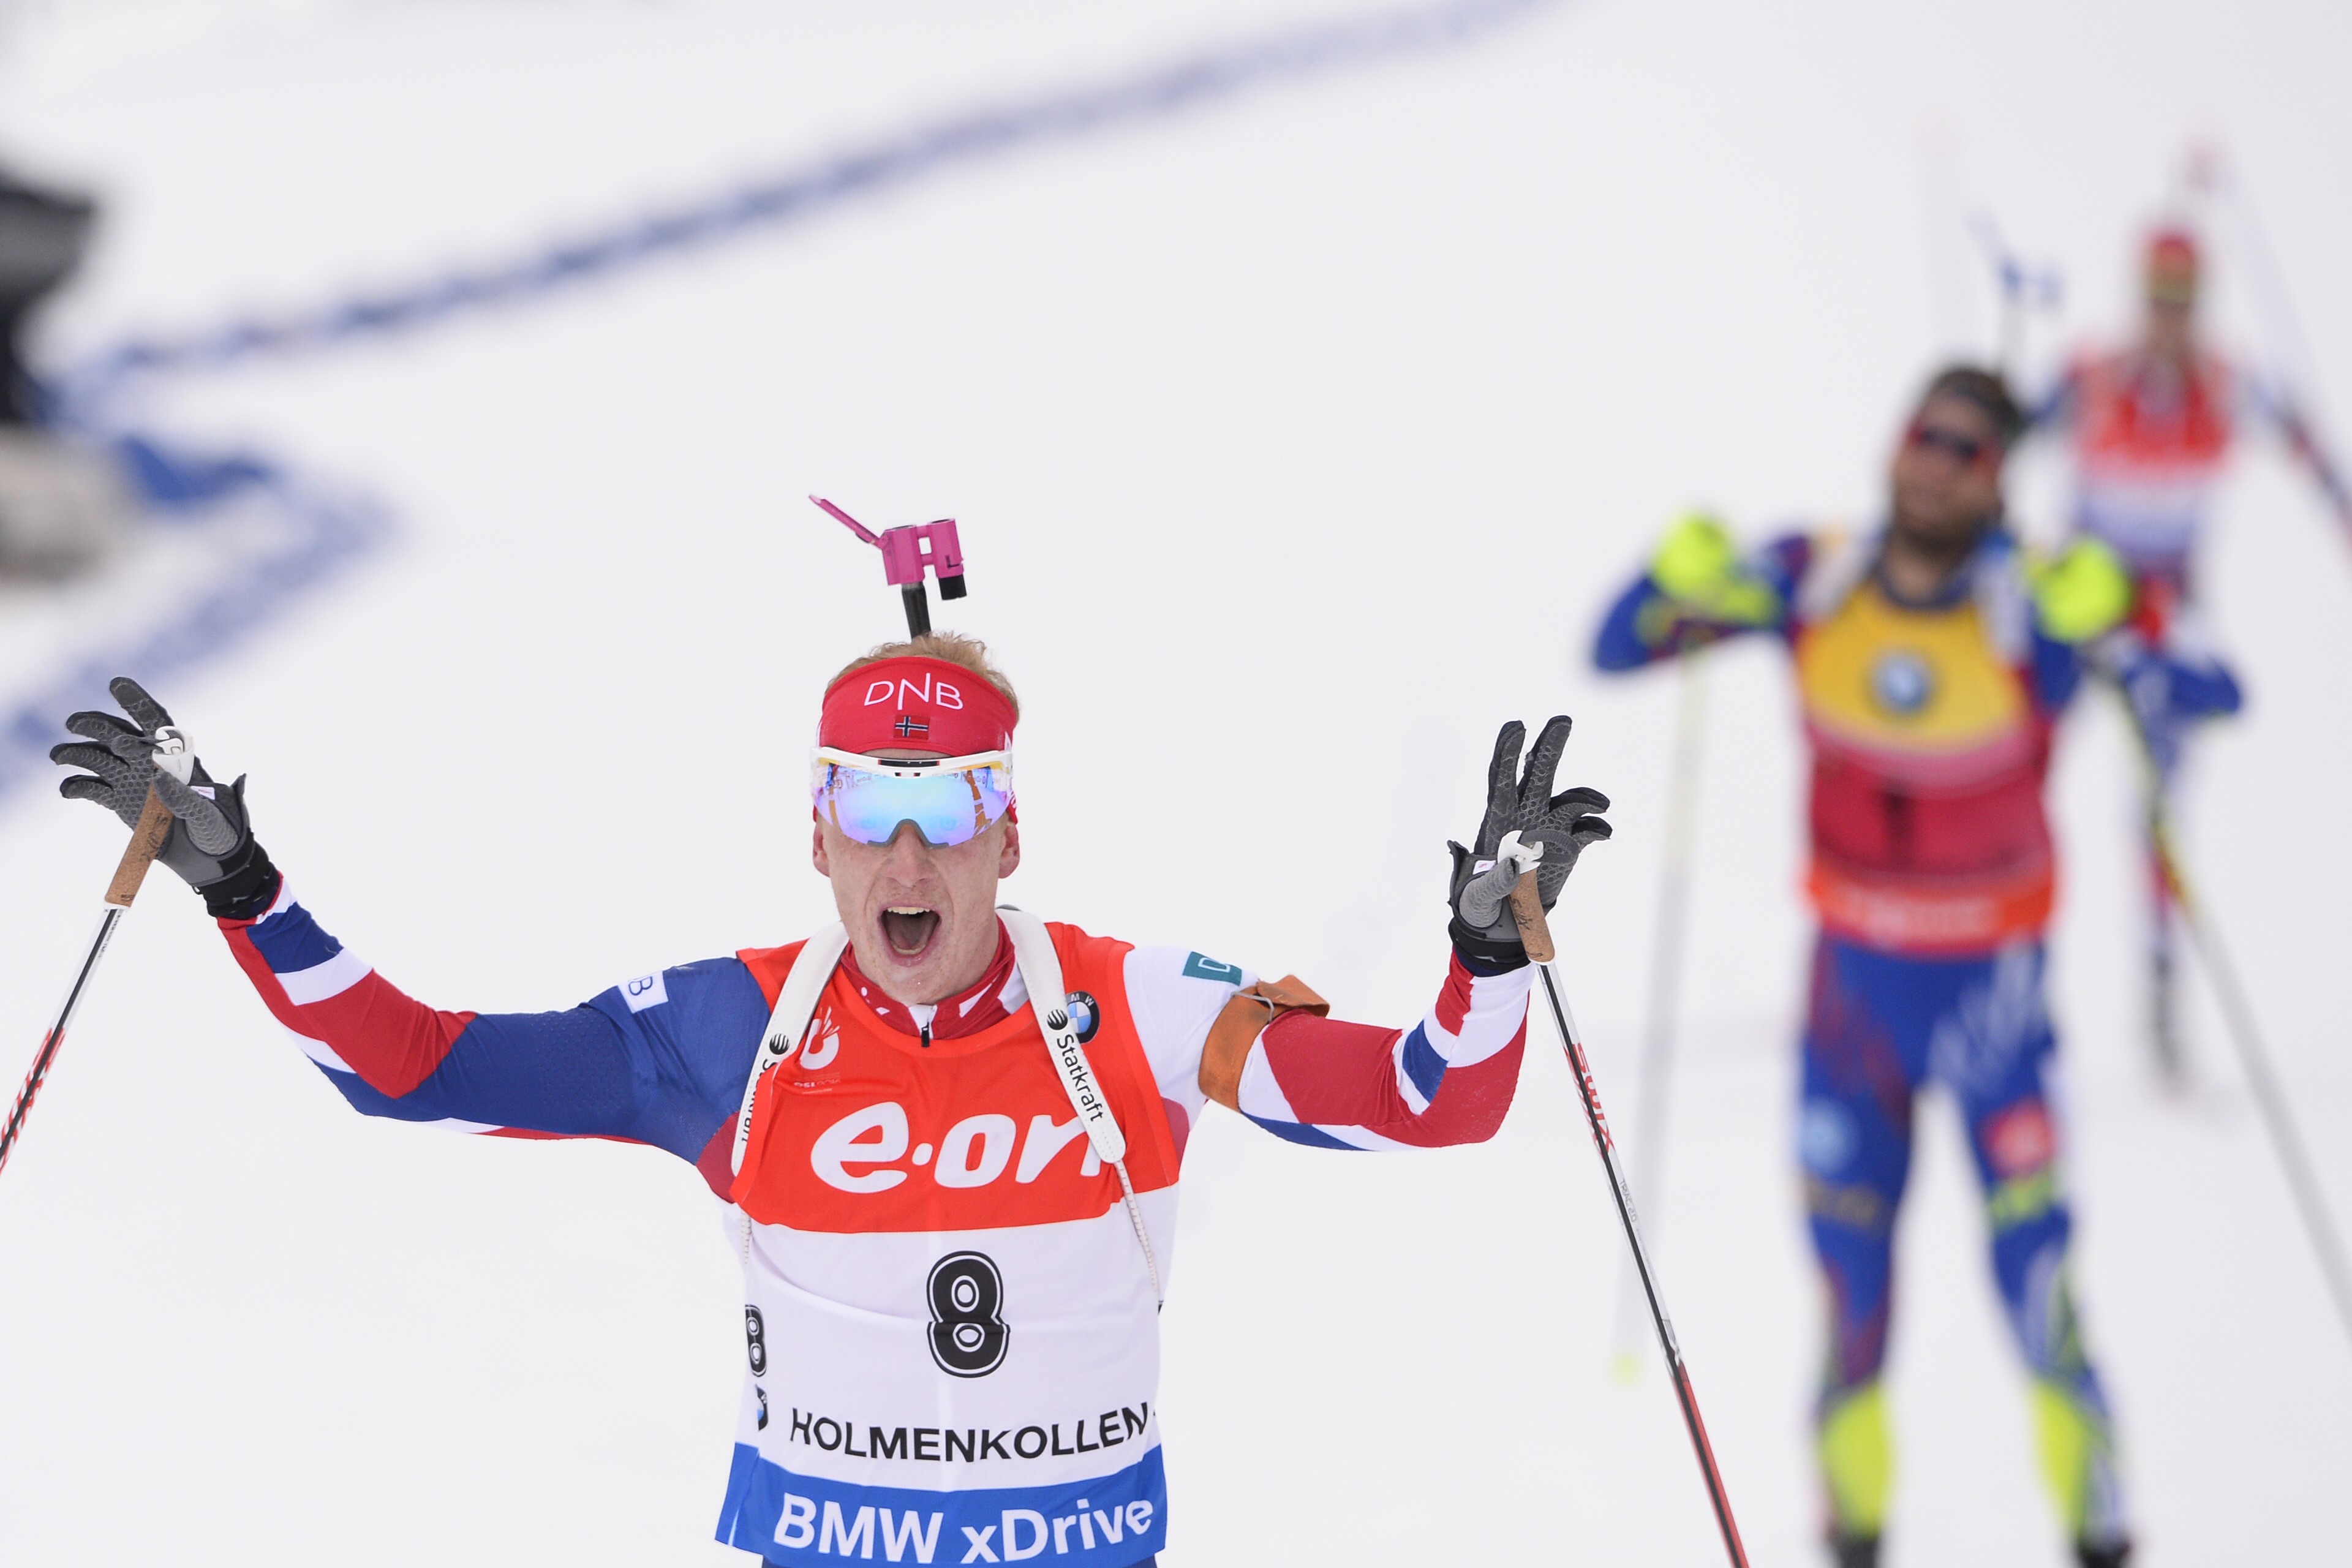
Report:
2029,537,2133,644
1650,511,1780,627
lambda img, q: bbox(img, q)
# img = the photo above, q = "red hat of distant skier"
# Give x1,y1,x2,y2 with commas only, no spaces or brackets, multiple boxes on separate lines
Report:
2144,226,2201,301
819,655,1017,756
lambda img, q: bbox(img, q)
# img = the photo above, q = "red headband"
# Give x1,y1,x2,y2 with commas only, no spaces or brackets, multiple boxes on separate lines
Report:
2146,227,2200,271
818,656,1017,755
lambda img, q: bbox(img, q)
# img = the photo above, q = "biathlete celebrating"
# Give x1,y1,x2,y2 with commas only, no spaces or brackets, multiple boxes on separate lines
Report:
1591,366,2237,1568
50,637,1610,1567
2026,225,2348,1069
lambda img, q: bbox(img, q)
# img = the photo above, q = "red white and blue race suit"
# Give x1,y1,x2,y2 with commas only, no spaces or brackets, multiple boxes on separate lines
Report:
219,876,1536,1566
2037,346,2349,587
2032,346,2340,968
1594,525,2236,1549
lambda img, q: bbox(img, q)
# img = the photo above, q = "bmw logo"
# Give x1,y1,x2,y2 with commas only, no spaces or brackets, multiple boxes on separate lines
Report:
1871,650,1934,715
1799,1099,1858,1176
1064,991,1101,1044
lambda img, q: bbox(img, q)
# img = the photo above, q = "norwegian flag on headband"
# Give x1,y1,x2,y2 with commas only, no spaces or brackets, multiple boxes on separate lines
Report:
818,655,1016,755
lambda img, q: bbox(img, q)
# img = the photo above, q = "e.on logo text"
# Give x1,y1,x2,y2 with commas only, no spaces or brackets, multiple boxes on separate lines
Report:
812,1102,1102,1195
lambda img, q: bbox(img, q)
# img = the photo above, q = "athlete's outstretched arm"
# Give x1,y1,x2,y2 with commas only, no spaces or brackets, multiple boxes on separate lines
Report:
1212,954,1537,1150
2023,538,2246,723
220,877,764,1175
1144,719,1612,1155
1593,515,1806,671
50,681,760,1183
2021,358,2084,436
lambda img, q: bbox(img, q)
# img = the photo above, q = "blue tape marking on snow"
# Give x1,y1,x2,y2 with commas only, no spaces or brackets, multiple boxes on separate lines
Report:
12,0,1559,809
56,0,1558,403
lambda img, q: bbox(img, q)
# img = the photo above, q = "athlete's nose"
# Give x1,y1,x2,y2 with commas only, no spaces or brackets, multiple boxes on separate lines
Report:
878,820,940,872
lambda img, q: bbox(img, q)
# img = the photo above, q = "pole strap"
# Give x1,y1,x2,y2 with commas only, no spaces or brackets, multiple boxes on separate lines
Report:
731,924,850,1177
999,908,1163,1307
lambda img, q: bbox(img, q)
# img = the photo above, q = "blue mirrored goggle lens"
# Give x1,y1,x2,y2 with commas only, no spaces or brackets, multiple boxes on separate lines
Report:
815,764,1012,846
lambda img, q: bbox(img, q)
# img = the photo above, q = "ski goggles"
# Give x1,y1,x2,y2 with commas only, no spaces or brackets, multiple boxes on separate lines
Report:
810,748,1016,847
1904,418,1997,468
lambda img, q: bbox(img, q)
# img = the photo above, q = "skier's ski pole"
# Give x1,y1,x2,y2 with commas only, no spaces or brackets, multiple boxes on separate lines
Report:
1508,872,1750,1567
1610,651,1709,1380
2183,142,2352,557
1969,210,2062,380
0,784,176,1182
2119,697,2352,1348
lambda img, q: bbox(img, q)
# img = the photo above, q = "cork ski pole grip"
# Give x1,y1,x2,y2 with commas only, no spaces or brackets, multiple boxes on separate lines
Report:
104,788,175,909
1509,869,1556,964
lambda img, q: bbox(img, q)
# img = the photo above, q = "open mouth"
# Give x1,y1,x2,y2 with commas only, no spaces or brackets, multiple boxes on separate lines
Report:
879,905,941,960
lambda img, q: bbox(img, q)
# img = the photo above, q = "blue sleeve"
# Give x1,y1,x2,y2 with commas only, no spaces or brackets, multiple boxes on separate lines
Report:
2028,630,2086,713
1592,575,1678,671
576,960,772,1161
227,888,773,1172
2161,658,2244,718
2026,631,2245,725
1591,533,1806,673
2120,643,2245,723
305,960,768,1165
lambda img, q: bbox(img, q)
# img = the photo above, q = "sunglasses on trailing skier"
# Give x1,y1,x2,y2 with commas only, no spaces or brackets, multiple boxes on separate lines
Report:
1904,418,1998,468
811,748,1016,847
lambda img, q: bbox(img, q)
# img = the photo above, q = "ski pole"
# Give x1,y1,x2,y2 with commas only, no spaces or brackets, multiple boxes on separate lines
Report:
1969,210,2063,380
2117,693,2352,1348
1610,651,1709,1380
0,782,176,1182
2182,141,2352,558
1507,871,1750,1567
2184,142,2334,447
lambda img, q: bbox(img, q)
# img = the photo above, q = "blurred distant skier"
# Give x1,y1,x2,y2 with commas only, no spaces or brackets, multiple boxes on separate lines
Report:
0,163,120,578
51,644,1610,1567
2028,226,2346,1069
1593,366,2236,1568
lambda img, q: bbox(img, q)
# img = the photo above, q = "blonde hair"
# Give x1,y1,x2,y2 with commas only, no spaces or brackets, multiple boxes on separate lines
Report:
827,630,1020,720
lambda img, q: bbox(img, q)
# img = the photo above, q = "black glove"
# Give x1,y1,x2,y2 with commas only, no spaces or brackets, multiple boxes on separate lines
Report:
1447,716,1611,970
51,676,278,918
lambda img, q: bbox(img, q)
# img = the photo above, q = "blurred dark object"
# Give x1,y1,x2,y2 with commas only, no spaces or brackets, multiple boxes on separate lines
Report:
0,165,123,579
0,164,97,425
1,167,96,415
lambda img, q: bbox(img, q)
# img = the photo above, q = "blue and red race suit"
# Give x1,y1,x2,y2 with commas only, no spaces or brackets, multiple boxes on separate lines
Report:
1592,525,2234,1548
219,876,1536,1565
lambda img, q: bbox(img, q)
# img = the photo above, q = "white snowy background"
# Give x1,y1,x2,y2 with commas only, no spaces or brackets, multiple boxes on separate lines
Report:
1,1,2347,1563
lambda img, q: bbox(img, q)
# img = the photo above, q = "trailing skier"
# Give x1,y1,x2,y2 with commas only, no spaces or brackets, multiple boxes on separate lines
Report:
1592,365,2236,1568
2026,226,2340,1069
50,643,1610,1566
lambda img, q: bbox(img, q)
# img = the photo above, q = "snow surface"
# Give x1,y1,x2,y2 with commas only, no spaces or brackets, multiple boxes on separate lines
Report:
2,2,2348,1564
